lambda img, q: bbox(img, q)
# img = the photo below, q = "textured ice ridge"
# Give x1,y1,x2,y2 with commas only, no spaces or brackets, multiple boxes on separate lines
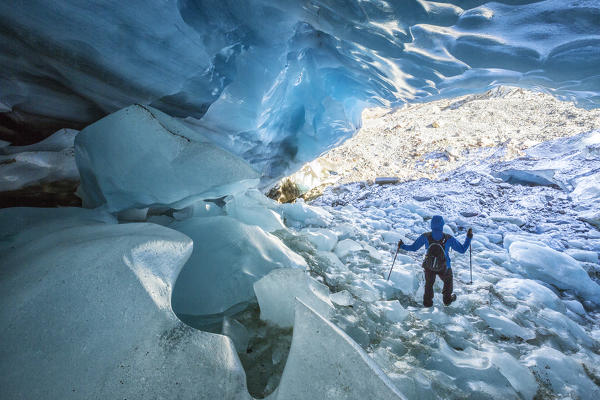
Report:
2,0,600,179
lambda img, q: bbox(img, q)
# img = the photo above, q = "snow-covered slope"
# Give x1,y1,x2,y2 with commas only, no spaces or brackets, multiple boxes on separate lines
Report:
289,87,600,193
303,130,600,399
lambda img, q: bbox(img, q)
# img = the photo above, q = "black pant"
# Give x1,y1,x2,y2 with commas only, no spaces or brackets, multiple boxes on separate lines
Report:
423,268,453,307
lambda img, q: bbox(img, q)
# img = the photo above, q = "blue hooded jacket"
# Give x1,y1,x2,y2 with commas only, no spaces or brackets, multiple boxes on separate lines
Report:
400,215,471,270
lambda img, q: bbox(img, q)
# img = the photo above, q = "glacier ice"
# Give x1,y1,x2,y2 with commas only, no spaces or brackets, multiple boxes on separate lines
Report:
254,268,333,328
75,104,259,211
377,300,410,323
525,347,600,399
0,128,77,154
495,278,563,311
508,241,600,304
272,300,405,400
224,189,286,232
330,289,354,307
171,216,307,323
476,307,535,341
300,227,338,251
0,128,79,192
278,199,333,228
0,206,116,251
222,316,249,353
3,1,600,177
0,208,251,400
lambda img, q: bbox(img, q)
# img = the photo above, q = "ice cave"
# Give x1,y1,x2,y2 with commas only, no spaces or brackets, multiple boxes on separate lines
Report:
1,1,600,399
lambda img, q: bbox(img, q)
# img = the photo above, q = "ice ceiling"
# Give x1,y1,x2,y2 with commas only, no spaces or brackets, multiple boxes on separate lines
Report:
1,0,599,180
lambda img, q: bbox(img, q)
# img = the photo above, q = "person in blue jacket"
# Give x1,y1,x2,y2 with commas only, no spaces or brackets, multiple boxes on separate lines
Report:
397,215,473,307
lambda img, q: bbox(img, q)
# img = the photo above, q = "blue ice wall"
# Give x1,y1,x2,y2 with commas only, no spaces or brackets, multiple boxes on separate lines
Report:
1,0,599,180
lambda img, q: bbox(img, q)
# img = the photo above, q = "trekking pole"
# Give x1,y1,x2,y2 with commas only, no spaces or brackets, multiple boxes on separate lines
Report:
387,247,400,281
469,243,473,285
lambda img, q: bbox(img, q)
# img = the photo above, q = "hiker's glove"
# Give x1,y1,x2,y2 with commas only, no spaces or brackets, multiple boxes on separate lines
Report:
467,228,473,238
397,240,403,249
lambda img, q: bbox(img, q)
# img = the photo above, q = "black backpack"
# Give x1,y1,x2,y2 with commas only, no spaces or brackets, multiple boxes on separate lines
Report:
422,232,448,272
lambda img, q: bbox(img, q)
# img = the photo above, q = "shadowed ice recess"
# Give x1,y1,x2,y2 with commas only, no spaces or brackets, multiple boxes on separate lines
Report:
1,0,600,181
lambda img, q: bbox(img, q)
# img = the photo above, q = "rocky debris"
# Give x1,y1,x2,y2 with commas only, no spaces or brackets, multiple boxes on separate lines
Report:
285,87,600,194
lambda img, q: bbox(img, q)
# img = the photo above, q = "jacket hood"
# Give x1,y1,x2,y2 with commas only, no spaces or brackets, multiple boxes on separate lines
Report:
431,215,445,232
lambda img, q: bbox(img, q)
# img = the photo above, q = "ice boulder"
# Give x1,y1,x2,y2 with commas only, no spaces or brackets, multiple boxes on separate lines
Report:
564,249,599,264
388,267,420,296
334,238,363,258
0,148,78,192
1,128,77,154
536,308,593,348
254,268,333,328
377,300,410,323
571,173,600,202
272,300,406,400
75,104,259,211
171,216,307,323
495,278,563,311
0,214,251,400
330,290,355,306
224,190,285,232
579,209,600,229
508,242,600,304
476,307,535,340
300,227,338,251
525,347,600,399
495,168,557,187
278,199,333,228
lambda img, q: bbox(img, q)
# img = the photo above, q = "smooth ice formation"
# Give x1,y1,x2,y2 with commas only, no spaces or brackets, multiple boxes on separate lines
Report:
254,268,333,328
388,267,420,297
4,1,600,177
273,300,405,400
171,216,307,322
495,278,563,311
278,199,332,228
222,316,249,353
0,207,116,251
0,128,79,192
75,104,259,211
224,189,286,232
0,208,251,400
300,227,338,251
334,238,364,258
476,307,535,340
508,241,600,303
377,300,410,323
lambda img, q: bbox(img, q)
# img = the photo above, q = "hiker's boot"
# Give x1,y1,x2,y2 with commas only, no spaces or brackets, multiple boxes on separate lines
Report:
444,293,457,306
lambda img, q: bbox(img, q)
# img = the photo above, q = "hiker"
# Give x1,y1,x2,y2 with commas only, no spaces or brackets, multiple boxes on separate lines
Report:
397,215,473,307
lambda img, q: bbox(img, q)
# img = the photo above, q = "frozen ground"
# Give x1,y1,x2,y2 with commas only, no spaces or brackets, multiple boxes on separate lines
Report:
300,129,600,399
289,87,600,196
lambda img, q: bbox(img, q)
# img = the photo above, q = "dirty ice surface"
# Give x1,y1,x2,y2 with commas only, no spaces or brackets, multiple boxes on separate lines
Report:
289,87,600,195
297,129,600,399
